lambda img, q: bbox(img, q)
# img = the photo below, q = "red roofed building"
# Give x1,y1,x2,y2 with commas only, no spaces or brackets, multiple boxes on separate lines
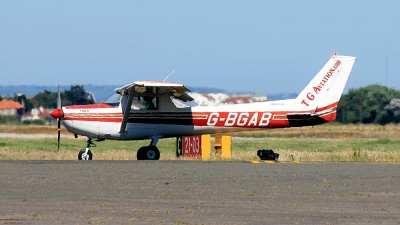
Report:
0,100,23,116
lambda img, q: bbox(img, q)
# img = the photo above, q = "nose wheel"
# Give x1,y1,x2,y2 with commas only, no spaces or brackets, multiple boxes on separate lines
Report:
78,149,93,160
78,138,95,160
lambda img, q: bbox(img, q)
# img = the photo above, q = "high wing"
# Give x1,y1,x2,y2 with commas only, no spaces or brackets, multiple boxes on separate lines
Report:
115,80,194,102
116,80,194,132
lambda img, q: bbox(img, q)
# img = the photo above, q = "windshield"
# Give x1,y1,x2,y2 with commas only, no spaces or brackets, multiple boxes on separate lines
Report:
104,93,121,106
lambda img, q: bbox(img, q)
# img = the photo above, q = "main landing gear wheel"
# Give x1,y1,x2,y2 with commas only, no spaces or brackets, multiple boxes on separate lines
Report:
78,149,93,160
137,146,160,160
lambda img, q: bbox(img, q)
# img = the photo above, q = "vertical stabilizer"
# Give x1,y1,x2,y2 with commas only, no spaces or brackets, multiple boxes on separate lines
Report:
295,55,356,112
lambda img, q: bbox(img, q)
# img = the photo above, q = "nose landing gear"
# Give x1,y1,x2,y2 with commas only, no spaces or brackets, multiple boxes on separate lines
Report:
78,138,95,160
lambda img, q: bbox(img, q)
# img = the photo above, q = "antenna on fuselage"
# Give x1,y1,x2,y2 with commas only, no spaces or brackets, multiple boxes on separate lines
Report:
163,69,176,81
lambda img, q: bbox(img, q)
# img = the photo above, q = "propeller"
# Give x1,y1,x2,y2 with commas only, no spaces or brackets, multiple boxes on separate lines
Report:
57,82,61,151
50,82,63,151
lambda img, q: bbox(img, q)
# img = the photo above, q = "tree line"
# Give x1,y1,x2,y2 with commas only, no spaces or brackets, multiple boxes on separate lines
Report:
337,84,400,124
10,85,95,112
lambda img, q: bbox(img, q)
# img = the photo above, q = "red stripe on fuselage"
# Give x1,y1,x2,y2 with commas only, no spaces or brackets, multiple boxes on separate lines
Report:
65,103,116,109
64,117,123,122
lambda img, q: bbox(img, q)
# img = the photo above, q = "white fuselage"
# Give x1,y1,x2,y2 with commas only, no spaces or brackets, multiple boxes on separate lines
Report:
58,55,356,142
62,96,336,141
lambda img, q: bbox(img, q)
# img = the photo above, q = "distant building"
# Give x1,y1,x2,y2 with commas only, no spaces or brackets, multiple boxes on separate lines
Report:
222,95,268,104
0,100,23,116
188,92,268,106
189,93,230,106
21,106,51,121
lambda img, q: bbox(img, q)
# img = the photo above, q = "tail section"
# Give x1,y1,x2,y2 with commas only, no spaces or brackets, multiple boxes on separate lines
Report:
295,54,356,112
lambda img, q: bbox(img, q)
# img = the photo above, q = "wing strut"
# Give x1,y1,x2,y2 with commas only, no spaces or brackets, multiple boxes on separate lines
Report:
120,91,134,133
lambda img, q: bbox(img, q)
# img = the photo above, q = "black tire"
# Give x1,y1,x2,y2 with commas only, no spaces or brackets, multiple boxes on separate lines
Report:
137,146,160,160
78,149,93,160
136,146,148,160
146,146,160,160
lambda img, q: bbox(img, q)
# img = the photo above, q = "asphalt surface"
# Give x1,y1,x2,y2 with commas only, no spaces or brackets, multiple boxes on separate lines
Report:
0,161,399,225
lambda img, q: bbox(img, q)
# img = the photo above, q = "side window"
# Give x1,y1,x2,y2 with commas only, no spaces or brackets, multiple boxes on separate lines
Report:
144,97,158,110
130,97,158,111
130,98,145,110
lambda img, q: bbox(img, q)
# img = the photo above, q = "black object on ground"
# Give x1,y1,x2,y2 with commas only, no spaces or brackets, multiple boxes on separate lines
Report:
257,149,279,161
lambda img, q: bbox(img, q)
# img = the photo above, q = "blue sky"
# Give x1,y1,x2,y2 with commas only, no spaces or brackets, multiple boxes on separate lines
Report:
0,0,399,94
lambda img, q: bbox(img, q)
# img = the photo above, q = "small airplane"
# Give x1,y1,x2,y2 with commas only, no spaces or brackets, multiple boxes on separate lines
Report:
50,54,356,160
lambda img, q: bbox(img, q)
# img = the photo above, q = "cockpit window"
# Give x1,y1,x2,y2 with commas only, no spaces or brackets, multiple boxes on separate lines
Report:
131,96,159,111
104,93,121,107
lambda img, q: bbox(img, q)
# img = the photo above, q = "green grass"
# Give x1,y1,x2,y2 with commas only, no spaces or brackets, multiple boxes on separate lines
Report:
0,138,174,153
1,136,400,162
231,138,400,161
233,138,400,153
0,138,178,160
1,124,400,161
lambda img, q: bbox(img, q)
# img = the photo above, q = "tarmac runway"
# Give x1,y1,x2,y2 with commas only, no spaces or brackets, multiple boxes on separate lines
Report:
0,161,399,225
